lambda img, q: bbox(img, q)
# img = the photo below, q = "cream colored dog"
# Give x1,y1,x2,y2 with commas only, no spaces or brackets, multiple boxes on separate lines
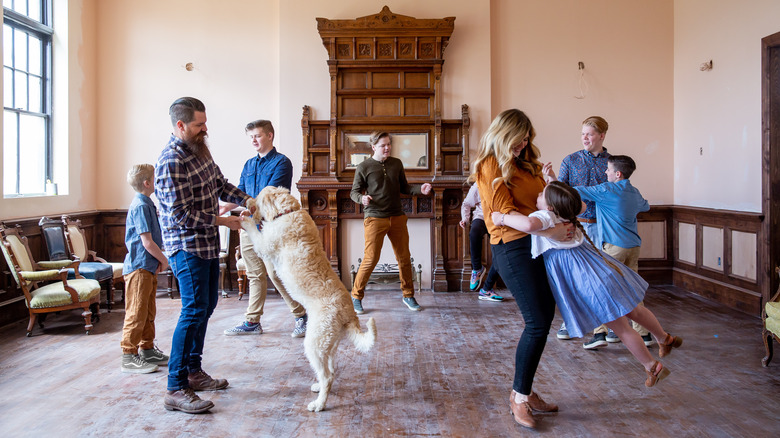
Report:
240,186,377,412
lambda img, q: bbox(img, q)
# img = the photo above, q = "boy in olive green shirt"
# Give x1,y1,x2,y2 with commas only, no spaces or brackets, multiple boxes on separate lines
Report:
350,132,432,313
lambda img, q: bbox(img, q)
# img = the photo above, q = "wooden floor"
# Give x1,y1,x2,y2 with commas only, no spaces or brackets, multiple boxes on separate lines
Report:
1,284,778,437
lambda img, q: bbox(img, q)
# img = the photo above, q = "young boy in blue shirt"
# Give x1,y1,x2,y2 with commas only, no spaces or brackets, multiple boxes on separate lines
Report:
121,164,170,373
574,155,652,349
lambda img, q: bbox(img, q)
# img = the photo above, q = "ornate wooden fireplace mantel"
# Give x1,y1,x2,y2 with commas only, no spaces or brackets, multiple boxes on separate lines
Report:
297,6,470,291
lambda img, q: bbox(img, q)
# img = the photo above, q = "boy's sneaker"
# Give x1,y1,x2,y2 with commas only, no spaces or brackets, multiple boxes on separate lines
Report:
292,314,307,338
353,298,364,314
140,346,169,365
583,332,608,350
478,289,504,302
402,297,422,311
121,354,159,374
469,267,486,291
224,321,262,336
606,329,621,343
556,322,571,340
642,334,656,346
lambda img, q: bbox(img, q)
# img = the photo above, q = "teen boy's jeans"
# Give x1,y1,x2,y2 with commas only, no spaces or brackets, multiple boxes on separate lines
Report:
167,250,220,391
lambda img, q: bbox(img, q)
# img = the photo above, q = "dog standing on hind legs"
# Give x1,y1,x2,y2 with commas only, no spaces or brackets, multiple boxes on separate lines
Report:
240,186,377,411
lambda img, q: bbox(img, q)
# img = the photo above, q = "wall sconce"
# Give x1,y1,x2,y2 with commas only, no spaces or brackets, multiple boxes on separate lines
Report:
699,60,713,71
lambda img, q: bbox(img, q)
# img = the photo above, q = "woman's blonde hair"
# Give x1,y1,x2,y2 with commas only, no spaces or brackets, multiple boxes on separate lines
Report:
468,109,543,189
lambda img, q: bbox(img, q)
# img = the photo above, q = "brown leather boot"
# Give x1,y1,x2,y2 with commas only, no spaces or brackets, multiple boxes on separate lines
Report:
645,361,671,387
658,334,683,358
164,388,214,414
509,392,537,429
188,369,229,391
526,391,559,412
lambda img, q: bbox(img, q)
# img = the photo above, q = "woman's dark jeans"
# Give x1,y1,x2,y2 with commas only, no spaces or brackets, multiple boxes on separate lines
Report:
492,235,555,395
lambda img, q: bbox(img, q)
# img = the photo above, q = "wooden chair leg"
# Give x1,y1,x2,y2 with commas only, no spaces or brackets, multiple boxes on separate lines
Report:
81,306,93,335
237,274,245,300
763,331,774,367
26,312,37,337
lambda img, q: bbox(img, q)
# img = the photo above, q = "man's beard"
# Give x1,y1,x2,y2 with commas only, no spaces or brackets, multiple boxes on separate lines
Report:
187,132,212,160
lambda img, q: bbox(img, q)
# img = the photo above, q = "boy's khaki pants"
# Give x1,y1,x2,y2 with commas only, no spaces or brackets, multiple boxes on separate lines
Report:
121,269,157,354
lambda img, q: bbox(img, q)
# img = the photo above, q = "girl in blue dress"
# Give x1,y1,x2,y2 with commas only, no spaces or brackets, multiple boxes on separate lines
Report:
493,181,682,387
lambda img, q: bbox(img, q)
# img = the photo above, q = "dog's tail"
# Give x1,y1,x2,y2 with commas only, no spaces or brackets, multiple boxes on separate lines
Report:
348,317,376,353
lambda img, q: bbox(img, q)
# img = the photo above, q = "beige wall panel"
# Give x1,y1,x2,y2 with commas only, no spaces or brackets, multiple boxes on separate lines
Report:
731,230,757,281
678,222,696,264
638,221,666,259
702,225,724,271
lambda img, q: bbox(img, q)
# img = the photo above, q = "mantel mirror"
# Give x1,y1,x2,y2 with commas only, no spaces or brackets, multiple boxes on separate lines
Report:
343,131,430,170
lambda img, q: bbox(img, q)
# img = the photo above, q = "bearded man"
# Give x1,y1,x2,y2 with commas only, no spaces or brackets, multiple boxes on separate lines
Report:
155,97,253,414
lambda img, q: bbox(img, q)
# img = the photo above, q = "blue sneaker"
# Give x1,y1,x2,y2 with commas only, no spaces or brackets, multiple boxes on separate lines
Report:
402,297,422,311
353,298,364,315
556,322,571,340
224,321,262,336
478,289,504,302
292,314,307,338
469,267,486,291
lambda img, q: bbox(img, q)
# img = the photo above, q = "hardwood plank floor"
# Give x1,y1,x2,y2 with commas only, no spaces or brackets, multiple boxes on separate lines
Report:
0,285,778,437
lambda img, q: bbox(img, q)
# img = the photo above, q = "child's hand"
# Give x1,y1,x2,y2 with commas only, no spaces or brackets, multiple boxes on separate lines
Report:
491,211,503,226
157,259,169,273
542,162,557,182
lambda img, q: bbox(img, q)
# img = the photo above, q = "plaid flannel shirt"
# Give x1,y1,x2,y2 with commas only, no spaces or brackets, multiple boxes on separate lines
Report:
155,134,249,260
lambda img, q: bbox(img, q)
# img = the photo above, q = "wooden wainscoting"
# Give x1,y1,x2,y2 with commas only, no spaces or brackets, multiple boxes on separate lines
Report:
638,205,764,316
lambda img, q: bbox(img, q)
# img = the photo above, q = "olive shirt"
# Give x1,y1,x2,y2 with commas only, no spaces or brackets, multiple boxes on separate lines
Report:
476,155,546,245
350,156,423,218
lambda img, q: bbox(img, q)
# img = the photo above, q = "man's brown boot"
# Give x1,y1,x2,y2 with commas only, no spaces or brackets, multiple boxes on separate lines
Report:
164,388,214,414
188,369,229,391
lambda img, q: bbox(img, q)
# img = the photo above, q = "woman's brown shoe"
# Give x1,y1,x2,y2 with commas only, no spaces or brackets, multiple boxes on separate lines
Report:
509,394,537,429
658,334,683,358
525,391,559,412
645,361,671,387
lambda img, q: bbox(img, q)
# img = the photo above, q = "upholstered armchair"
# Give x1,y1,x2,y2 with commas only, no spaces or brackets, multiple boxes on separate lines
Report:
38,217,116,311
62,215,125,305
0,223,101,336
762,266,780,366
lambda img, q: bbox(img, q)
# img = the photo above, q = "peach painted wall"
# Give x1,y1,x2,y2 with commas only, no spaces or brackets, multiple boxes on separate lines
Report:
673,0,780,212
0,0,99,220
491,0,674,205
93,0,280,209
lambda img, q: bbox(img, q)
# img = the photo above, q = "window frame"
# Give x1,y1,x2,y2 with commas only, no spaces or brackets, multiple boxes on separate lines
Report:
3,0,53,197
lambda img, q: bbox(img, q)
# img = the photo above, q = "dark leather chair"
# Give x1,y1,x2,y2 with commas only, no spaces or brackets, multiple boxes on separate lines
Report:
38,217,115,311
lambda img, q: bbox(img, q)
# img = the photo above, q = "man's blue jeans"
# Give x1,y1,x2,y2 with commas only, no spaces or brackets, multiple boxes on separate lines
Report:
167,250,220,391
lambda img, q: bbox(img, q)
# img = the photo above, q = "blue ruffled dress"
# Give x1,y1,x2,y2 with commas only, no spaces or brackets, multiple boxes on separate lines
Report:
530,211,647,338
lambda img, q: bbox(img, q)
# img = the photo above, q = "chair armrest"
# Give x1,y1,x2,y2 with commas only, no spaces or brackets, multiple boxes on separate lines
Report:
18,269,61,282
38,260,74,270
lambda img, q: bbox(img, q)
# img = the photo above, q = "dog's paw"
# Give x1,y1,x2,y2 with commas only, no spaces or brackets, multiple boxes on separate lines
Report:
310,382,320,393
307,399,325,412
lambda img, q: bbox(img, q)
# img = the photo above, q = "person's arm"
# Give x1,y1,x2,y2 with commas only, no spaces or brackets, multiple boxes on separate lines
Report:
350,164,371,205
492,211,574,241
460,185,478,226
139,232,168,273
575,183,608,203
491,211,545,233
558,158,570,185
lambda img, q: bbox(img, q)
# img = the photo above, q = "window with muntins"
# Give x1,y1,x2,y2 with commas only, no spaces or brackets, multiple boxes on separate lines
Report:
3,0,52,197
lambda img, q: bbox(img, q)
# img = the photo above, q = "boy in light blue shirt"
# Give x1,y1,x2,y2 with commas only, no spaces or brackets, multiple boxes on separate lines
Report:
121,164,170,373
575,155,652,349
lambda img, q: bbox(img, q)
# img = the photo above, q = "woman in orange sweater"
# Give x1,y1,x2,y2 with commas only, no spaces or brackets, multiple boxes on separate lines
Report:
469,109,572,430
